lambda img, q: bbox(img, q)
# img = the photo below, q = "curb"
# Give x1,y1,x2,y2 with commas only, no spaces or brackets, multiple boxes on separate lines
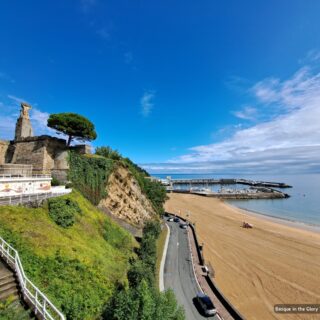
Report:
159,223,170,292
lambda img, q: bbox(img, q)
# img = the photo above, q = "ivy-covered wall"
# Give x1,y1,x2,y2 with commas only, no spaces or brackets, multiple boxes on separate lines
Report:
68,152,114,205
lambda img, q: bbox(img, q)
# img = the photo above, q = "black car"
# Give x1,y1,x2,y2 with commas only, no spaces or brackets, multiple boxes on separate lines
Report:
173,217,180,222
195,293,217,316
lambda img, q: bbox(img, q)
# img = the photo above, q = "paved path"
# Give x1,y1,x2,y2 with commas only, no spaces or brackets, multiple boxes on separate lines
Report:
164,219,219,320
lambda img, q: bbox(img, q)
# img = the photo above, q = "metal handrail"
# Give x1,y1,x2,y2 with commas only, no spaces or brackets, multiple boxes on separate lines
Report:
0,174,52,179
0,236,65,320
0,192,70,206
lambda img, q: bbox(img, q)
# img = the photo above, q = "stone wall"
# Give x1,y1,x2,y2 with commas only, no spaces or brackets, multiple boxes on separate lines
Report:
1,136,90,182
0,140,9,164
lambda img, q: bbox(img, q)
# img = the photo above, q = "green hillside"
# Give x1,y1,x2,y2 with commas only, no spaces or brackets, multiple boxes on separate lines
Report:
0,190,135,319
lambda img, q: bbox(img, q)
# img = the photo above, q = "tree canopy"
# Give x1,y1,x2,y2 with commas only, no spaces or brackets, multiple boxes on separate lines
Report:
47,113,97,146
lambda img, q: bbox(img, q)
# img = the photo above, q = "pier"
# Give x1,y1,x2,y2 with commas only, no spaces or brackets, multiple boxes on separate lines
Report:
158,178,292,188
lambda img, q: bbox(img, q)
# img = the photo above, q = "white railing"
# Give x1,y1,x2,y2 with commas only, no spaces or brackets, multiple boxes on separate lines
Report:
0,236,65,320
0,192,68,206
0,174,52,180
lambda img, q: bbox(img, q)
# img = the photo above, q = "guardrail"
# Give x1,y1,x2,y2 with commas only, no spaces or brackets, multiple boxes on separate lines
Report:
0,174,52,179
0,236,65,320
0,192,68,206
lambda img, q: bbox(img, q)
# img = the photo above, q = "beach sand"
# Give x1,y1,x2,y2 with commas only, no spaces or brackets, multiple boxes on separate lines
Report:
165,193,320,320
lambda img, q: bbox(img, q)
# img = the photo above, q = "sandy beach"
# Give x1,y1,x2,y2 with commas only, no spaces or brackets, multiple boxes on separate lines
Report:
165,193,320,320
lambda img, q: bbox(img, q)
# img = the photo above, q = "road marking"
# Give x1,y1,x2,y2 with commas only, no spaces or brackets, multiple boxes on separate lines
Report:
159,223,170,292
177,242,179,246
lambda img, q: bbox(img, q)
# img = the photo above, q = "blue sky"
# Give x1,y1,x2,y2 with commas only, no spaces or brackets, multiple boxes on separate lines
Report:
1,1,320,173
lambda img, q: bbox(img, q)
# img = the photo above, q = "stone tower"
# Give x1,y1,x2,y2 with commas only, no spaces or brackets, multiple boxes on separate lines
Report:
15,102,34,140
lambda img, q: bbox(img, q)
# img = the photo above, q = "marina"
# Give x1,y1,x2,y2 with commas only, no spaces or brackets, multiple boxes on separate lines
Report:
154,177,291,199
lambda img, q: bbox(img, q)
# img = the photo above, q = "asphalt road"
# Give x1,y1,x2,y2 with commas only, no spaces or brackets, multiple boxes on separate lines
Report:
164,218,219,320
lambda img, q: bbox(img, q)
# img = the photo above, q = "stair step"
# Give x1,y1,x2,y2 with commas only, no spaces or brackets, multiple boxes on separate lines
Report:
0,268,11,277
0,281,18,293
0,272,13,281
0,276,16,288
0,287,18,301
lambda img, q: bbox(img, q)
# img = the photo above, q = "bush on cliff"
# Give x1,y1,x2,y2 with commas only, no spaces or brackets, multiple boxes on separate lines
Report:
48,197,81,228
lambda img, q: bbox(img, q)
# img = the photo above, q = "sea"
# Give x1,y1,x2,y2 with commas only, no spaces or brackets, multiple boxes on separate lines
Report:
153,173,320,227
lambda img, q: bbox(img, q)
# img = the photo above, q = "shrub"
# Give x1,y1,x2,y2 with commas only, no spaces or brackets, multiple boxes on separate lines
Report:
51,176,61,186
48,197,81,228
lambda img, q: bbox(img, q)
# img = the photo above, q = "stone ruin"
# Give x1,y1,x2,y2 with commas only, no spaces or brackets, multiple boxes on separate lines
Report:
15,103,34,140
0,103,90,182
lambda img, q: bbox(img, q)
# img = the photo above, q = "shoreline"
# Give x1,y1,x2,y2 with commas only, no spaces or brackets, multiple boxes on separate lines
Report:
225,201,320,234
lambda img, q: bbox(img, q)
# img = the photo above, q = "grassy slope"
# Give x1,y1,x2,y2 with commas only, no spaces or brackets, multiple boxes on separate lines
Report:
0,190,135,319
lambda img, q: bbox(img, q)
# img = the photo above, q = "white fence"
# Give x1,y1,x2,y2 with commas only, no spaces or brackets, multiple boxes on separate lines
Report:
0,192,67,206
0,174,52,180
0,236,65,320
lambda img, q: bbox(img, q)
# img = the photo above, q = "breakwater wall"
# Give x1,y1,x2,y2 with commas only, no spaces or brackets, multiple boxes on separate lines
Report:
166,178,292,188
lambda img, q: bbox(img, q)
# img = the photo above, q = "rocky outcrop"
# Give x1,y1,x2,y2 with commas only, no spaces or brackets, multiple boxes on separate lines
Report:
98,165,156,226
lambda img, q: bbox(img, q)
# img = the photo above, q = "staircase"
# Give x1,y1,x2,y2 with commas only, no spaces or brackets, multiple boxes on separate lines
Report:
0,260,19,301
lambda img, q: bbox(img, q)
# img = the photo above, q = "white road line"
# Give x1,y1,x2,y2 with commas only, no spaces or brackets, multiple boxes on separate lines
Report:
159,223,170,292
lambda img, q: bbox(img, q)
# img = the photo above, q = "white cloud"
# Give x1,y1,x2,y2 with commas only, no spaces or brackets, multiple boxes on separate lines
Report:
7,94,28,105
144,64,320,174
30,108,55,136
232,106,257,120
141,91,155,117
304,49,320,63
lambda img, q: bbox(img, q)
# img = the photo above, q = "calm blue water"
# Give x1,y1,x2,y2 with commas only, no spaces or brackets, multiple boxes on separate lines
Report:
154,173,320,226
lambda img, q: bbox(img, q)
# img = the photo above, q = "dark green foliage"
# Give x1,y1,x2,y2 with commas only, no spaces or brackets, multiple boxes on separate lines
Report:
96,146,122,161
103,220,185,319
0,300,32,320
51,176,61,186
48,197,81,228
68,152,114,205
103,282,184,320
143,220,161,239
127,260,154,288
122,157,149,177
47,113,97,146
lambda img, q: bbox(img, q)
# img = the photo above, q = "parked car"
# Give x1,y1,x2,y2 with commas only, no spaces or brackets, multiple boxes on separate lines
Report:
167,217,174,222
195,293,217,316
180,223,188,229
173,217,180,223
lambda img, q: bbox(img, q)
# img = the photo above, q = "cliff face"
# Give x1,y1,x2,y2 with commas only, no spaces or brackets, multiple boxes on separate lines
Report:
98,165,156,226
